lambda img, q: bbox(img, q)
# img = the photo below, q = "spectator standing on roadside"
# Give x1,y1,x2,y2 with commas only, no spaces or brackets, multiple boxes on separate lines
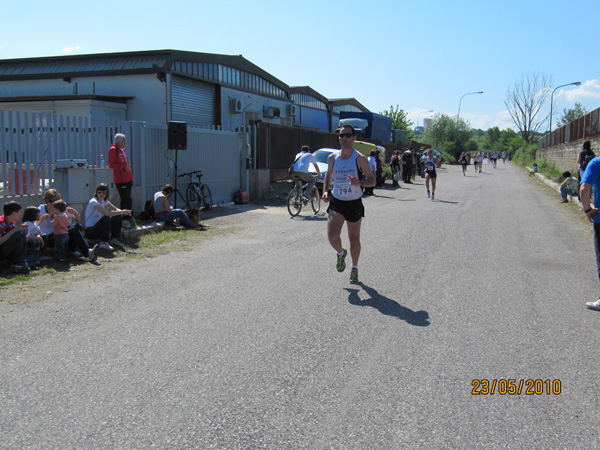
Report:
364,150,377,195
108,133,136,229
579,155,600,310
402,147,414,183
375,150,383,187
390,150,401,187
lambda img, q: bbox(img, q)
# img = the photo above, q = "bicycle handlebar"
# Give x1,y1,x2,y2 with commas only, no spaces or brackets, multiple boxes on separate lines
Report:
178,170,204,178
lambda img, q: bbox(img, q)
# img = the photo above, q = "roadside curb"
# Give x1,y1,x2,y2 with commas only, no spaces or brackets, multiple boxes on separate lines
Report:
527,166,582,208
121,222,166,241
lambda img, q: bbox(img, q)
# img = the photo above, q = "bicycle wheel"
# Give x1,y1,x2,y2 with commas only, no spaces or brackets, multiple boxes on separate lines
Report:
310,186,320,214
186,185,200,209
201,184,213,210
287,188,302,216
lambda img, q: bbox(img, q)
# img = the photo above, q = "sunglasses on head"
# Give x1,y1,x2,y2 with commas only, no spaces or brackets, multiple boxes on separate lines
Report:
338,132,354,138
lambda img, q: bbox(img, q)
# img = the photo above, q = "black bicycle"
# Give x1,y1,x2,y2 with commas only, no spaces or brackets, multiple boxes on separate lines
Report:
178,170,213,210
287,175,320,217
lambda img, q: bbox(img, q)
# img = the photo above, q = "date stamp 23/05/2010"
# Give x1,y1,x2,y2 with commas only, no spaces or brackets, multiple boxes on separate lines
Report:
471,379,561,396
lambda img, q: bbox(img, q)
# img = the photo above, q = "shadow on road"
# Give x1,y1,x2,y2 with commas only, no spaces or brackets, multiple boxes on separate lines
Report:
432,199,459,204
345,282,430,326
293,213,328,222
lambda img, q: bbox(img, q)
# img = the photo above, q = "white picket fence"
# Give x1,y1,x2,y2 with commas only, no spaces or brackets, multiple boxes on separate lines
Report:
0,110,248,210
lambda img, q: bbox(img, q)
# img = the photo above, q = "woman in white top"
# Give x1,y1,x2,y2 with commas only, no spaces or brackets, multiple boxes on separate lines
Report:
84,183,131,250
364,150,377,196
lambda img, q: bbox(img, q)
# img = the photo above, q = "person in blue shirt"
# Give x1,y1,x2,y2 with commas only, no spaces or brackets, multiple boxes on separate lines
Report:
580,154,600,310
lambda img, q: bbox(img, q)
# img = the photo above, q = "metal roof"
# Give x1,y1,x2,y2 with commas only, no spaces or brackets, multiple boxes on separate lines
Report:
0,94,133,103
0,49,289,92
290,86,330,108
329,98,370,112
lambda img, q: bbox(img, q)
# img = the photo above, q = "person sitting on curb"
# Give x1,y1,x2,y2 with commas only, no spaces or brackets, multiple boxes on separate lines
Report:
529,162,538,176
84,183,131,251
559,171,579,203
153,184,204,230
0,201,30,274
38,189,99,262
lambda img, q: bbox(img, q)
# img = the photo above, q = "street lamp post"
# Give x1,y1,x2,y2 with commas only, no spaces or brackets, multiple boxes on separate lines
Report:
457,91,483,125
417,110,433,130
549,81,581,133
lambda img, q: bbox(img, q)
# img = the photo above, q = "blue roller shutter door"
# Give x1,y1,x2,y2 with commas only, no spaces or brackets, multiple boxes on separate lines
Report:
171,75,216,127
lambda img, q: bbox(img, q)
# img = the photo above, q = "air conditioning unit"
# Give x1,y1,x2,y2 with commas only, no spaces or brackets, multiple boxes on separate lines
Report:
263,106,274,118
55,159,89,169
229,98,243,113
286,104,296,116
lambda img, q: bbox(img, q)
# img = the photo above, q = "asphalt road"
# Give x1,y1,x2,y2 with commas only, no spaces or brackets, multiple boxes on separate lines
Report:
2,161,600,449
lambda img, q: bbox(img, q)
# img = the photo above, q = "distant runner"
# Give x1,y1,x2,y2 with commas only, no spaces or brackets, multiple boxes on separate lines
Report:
424,149,440,200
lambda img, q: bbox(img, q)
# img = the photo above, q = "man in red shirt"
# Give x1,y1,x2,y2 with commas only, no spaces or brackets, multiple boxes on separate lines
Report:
0,201,30,274
108,133,136,228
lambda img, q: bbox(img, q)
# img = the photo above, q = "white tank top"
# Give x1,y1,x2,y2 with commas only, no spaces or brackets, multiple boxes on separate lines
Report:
331,150,362,201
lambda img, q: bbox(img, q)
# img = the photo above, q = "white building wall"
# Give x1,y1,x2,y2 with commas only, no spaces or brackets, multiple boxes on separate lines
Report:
0,74,165,123
220,86,292,131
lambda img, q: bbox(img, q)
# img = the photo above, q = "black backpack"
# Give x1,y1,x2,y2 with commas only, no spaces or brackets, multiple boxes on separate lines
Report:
581,153,596,173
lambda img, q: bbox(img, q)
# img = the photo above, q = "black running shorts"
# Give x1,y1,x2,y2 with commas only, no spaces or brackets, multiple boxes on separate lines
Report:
327,196,364,223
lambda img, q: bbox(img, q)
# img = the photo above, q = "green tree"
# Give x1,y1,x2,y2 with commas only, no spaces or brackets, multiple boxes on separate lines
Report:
423,114,472,159
487,126,501,145
380,104,414,142
556,102,587,128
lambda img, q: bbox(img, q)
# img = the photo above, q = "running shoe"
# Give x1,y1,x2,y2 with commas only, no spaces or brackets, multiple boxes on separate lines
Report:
427,191,430,198
98,242,114,251
88,244,99,262
110,238,125,248
431,193,435,200
586,299,600,311
336,248,347,272
349,267,359,284
10,264,30,275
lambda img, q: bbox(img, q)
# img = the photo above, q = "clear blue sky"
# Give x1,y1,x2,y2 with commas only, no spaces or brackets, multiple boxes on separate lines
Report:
1,0,599,131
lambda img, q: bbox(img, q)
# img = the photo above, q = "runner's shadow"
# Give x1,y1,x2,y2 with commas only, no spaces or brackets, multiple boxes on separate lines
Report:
432,199,459,204
345,282,430,326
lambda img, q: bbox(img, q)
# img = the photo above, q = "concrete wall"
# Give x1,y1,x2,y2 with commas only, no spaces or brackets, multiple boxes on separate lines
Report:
248,169,270,201
537,136,600,174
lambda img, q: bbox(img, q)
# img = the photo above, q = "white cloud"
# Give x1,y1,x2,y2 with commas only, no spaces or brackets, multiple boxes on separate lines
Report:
562,79,600,101
62,46,81,54
492,110,517,131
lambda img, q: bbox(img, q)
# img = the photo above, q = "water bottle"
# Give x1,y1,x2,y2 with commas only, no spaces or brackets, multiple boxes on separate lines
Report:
99,154,105,168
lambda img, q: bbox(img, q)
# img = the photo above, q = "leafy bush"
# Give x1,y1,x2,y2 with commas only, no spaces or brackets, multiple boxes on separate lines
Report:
511,142,561,180
440,150,456,165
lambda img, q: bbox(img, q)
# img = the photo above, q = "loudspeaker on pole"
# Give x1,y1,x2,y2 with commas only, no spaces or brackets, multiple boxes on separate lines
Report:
168,121,187,150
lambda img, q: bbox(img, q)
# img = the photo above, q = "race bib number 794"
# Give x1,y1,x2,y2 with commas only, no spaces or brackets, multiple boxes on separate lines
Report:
337,181,353,196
